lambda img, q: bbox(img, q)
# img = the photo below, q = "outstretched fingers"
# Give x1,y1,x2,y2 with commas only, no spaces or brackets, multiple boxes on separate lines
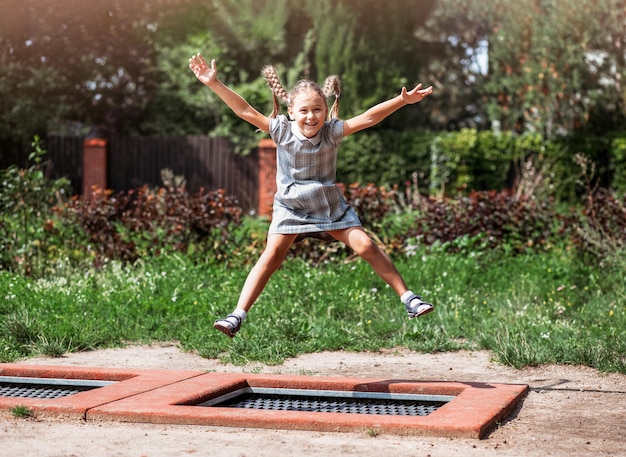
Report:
402,83,433,104
189,53,217,82
189,53,206,70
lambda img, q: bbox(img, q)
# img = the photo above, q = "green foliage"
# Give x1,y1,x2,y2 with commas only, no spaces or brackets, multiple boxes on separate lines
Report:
337,129,435,188
338,127,625,201
140,2,289,149
0,137,73,275
0,166,624,372
428,129,557,196
10,405,34,419
209,0,294,71
2,0,625,158
480,0,626,136
610,133,626,195
208,77,274,154
429,129,479,195
305,0,438,121
138,32,224,136
0,0,198,139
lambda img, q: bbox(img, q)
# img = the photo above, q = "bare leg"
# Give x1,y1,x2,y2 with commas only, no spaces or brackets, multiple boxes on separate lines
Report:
235,233,297,312
327,227,409,297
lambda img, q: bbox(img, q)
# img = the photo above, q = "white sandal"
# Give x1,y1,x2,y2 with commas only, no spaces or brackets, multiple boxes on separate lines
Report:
405,294,434,319
213,313,242,338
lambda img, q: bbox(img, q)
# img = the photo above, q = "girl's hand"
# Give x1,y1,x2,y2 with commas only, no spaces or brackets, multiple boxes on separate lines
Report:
189,53,217,86
401,83,433,104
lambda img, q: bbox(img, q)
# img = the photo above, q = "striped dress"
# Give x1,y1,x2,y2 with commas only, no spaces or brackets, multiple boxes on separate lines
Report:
267,115,362,239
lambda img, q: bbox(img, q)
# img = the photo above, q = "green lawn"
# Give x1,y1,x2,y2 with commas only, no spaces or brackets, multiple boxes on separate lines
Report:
1,246,624,373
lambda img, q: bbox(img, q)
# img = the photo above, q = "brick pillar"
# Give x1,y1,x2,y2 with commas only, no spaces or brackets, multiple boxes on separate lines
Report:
258,138,277,217
83,138,108,199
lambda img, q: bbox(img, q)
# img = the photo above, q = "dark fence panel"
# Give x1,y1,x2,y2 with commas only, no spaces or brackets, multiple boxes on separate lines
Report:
108,136,258,214
1,136,83,191
0,138,30,170
45,136,84,195
39,135,260,213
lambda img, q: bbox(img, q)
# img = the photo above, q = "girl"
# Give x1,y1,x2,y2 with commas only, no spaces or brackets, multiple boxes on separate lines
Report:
189,54,434,338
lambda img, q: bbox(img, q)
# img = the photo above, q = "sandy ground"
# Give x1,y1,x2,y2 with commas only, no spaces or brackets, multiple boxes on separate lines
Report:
1,343,625,457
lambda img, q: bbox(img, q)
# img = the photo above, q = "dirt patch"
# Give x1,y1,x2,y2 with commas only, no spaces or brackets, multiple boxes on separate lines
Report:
2,343,625,457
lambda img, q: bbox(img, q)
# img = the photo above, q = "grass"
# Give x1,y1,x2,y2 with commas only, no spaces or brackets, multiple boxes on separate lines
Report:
0,245,624,373
10,405,34,418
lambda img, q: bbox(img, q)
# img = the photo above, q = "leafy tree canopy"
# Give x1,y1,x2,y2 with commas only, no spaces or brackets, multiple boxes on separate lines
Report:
1,0,624,159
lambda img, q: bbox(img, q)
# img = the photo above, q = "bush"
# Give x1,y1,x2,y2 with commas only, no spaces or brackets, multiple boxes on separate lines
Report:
611,134,626,195
283,182,622,265
0,136,73,275
64,184,243,265
566,188,626,266
2,144,623,275
337,129,434,189
403,189,561,254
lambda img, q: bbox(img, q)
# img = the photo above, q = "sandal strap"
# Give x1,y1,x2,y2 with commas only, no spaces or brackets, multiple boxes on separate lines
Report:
405,295,433,318
216,313,241,328
403,293,421,305
214,313,243,338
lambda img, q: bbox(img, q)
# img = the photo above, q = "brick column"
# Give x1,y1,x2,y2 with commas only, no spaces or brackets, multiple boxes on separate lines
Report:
83,138,108,199
258,138,277,217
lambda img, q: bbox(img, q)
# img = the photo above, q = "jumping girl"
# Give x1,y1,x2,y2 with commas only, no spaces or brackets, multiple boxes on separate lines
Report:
189,54,434,338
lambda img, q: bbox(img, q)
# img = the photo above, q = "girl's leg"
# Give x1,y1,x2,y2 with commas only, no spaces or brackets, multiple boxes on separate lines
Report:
235,233,297,312
328,227,408,295
327,227,433,318
214,233,296,338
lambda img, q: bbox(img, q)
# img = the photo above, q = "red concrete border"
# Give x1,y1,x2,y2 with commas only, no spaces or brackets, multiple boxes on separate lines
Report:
0,364,204,420
90,372,528,438
1,365,527,437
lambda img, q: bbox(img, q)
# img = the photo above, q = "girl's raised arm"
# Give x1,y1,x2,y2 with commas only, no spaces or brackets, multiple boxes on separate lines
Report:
342,83,433,137
189,54,270,133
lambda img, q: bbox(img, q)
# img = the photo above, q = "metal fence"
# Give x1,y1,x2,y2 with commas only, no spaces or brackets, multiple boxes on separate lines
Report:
44,135,259,214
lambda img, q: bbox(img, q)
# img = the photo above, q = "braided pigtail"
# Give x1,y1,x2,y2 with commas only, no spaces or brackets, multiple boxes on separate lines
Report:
261,65,289,118
322,75,341,120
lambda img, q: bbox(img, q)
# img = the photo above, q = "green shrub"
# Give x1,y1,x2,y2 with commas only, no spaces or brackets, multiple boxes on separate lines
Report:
611,133,626,195
0,136,74,275
428,129,550,196
337,129,434,189
64,184,242,265
404,190,562,254
566,188,626,267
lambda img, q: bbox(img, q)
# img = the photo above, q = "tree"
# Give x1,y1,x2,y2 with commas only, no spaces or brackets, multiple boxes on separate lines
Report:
481,0,626,137
4,0,623,166
307,0,437,126
0,0,194,140
414,0,493,129
139,0,440,148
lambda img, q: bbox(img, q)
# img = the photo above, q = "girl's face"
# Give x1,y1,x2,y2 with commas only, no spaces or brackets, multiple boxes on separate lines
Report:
288,90,328,138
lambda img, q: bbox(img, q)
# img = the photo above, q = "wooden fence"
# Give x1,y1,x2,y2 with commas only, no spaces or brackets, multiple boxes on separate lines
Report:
45,136,84,195
45,135,261,214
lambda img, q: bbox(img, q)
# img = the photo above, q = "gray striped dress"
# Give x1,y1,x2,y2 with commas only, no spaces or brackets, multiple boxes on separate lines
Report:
268,115,362,239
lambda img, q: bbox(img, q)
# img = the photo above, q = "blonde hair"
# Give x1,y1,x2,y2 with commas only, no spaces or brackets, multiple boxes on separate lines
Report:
261,65,341,121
